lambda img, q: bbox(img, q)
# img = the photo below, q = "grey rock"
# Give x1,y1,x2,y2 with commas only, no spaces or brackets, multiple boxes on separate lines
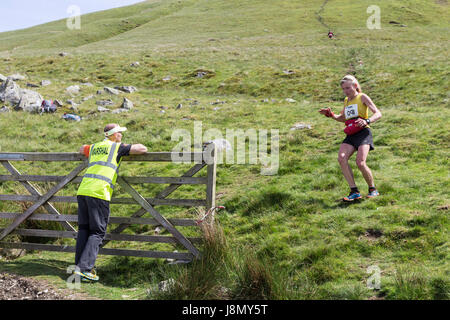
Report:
158,279,175,292
81,82,93,87
162,76,171,81
176,103,182,109
82,95,94,102
26,83,39,88
53,99,63,107
66,99,78,106
0,74,7,82
211,100,225,105
66,85,80,95
59,52,68,57
121,97,133,110
290,123,312,131
96,90,103,95
104,87,120,95
97,106,110,112
111,108,129,114
130,61,140,67
0,78,21,104
115,86,137,93
285,98,296,103
14,89,43,113
0,106,10,113
96,99,114,106
40,80,51,86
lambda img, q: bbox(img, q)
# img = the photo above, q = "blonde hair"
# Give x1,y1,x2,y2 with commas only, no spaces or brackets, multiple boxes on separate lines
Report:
340,75,362,93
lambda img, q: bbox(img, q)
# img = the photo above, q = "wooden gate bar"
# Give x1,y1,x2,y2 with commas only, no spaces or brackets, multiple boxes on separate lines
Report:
0,195,206,206
0,213,197,227
0,152,204,162
0,175,207,185
0,242,194,260
0,228,202,244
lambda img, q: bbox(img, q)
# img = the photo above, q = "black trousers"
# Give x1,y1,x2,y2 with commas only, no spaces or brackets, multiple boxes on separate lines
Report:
75,195,110,272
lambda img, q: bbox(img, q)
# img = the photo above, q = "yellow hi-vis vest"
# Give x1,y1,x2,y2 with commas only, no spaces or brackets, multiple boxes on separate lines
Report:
77,140,122,201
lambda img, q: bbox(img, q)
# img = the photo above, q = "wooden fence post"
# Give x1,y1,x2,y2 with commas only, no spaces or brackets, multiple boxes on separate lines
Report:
205,144,217,222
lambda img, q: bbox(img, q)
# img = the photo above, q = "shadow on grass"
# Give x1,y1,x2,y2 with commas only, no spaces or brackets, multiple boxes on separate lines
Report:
0,257,70,282
0,253,172,288
97,256,171,288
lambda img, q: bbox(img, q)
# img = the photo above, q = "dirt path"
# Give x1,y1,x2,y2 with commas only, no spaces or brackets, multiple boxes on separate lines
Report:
0,272,98,300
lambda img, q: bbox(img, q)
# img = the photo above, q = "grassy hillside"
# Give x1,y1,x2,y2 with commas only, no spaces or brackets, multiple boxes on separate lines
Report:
0,0,448,300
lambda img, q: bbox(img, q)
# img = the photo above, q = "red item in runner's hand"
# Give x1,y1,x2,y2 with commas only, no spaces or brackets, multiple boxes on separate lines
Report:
344,118,364,135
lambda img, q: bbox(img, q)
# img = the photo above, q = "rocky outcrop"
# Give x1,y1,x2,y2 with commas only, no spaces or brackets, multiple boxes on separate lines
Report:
0,78,43,113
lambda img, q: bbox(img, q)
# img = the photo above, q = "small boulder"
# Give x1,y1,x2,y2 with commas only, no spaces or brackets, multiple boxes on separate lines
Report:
290,122,312,131
15,89,43,113
121,97,133,110
97,106,110,112
104,87,120,95
66,85,80,95
0,106,10,113
96,99,114,106
40,80,51,86
53,99,63,107
158,279,175,292
115,86,137,93
0,78,21,104
111,108,129,114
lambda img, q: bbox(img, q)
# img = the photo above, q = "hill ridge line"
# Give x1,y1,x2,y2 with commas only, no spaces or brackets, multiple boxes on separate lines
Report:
72,0,199,51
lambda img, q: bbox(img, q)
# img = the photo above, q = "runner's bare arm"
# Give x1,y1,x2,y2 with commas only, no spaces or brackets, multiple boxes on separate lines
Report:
332,108,346,122
129,144,147,155
361,94,382,123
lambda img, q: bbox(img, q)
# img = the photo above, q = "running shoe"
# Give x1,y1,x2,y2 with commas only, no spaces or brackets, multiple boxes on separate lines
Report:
343,192,362,202
74,270,99,282
367,189,380,198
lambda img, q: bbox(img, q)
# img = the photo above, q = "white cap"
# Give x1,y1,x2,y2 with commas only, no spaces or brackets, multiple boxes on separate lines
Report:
104,125,127,137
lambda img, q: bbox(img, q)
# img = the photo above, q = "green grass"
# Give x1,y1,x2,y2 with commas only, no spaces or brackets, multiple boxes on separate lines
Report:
0,0,449,300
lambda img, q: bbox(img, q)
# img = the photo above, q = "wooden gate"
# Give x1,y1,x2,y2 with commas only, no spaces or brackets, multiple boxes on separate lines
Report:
0,145,217,262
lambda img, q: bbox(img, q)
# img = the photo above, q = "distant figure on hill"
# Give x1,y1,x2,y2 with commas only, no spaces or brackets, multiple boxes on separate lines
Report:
328,31,334,39
318,75,382,202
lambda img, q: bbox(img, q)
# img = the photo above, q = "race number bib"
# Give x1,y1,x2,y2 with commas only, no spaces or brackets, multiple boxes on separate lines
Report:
345,104,358,120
